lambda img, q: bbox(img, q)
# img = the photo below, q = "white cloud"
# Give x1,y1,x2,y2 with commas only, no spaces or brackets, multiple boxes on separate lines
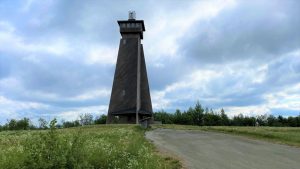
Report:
70,89,110,101
0,77,22,90
224,105,270,117
252,64,268,84
224,83,300,117
151,91,172,110
58,105,108,121
0,22,70,56
167,69,221,92
150,52,300,115
145,0,237,63
0,95,49,120
85,45,118,65
151,68,222,110
1,0,299,121
264,83,300,111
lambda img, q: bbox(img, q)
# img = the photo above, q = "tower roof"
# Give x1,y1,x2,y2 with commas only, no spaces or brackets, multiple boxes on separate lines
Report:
117,20,145,31
117,19,145,39
117,12,145,39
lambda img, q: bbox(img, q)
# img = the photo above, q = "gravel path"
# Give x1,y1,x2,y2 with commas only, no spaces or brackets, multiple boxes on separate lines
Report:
146,128,300,169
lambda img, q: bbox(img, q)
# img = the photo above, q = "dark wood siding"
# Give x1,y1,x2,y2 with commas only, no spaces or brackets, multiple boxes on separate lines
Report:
108,38,138,115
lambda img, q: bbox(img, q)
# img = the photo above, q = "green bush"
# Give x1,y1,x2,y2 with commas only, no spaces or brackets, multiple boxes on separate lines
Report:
22,119,91,169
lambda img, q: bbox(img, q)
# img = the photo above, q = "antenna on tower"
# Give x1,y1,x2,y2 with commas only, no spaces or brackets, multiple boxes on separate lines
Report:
128,11,136,20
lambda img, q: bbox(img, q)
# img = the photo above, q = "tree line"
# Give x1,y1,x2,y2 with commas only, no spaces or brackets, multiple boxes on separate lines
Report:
1,102,300,131
154,102,300,127
0,114,107,131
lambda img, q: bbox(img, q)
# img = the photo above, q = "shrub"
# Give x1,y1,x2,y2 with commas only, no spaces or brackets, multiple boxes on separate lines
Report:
23,119,90,168
94,114,107,124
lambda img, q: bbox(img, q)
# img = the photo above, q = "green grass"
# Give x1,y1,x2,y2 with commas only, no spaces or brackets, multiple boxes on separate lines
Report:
0,124,180,169
154,124,300,147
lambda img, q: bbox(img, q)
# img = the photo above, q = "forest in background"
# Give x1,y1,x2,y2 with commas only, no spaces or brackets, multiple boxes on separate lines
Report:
1,102,300,131
153,102,300,127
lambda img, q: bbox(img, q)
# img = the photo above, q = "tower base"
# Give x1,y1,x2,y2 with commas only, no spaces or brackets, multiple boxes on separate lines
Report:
107,114,153,124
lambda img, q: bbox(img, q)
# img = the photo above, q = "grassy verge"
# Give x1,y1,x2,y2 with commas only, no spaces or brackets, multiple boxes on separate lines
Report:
154,124,300,147
0,124,180,169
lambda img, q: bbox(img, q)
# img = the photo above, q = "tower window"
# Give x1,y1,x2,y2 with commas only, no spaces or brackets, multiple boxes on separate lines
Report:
123,39,126,45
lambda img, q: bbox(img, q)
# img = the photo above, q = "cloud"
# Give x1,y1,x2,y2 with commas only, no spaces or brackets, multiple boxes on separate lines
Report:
151,49,300,115
0,0,299,124
85,45,118,65
0,23,70,59
145,0,236,62
181,0,300,64
225,105,270,117
58,105,108,121
0,95,49,123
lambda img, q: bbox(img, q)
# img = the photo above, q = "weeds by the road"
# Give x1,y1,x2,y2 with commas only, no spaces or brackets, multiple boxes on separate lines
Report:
0,122,180,169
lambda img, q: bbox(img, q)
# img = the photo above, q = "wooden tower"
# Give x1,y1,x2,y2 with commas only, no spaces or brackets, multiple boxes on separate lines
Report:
107,11,153,124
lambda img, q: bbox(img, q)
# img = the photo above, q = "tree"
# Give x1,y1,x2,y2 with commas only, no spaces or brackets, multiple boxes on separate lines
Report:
297,114,300,127
277,115,289,126
180,111,191,125
8,119,17,130
267,115,277,126
6,118,31,130
38,118,48,129
62,120,80,128
79,113,94,126
94,115,107,124
220,108,229,126
194,101,204,126
173,109,182,124
154,110,174,124
17,118,30,130
256,114,268,126
186,107,195,125
287,116,297,127
232,114,244,126
243,116,256,126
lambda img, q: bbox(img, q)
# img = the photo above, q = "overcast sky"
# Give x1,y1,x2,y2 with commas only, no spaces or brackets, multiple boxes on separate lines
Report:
0,0,299,124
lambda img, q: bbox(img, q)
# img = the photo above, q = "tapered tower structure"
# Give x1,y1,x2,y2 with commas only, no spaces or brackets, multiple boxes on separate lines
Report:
107,11,153,124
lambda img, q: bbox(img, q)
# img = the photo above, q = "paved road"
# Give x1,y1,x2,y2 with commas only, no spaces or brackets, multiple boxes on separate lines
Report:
146,129,300,169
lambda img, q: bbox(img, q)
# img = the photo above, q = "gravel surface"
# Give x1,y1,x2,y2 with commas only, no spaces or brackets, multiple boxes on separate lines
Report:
146,128,300,169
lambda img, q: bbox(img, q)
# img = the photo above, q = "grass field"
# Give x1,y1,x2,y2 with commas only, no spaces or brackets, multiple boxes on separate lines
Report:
154,124,300,147
1,124,299,169
0,124,180,169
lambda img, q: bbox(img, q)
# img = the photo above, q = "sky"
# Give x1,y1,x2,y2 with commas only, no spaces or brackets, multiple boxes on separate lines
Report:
0,0,299,124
